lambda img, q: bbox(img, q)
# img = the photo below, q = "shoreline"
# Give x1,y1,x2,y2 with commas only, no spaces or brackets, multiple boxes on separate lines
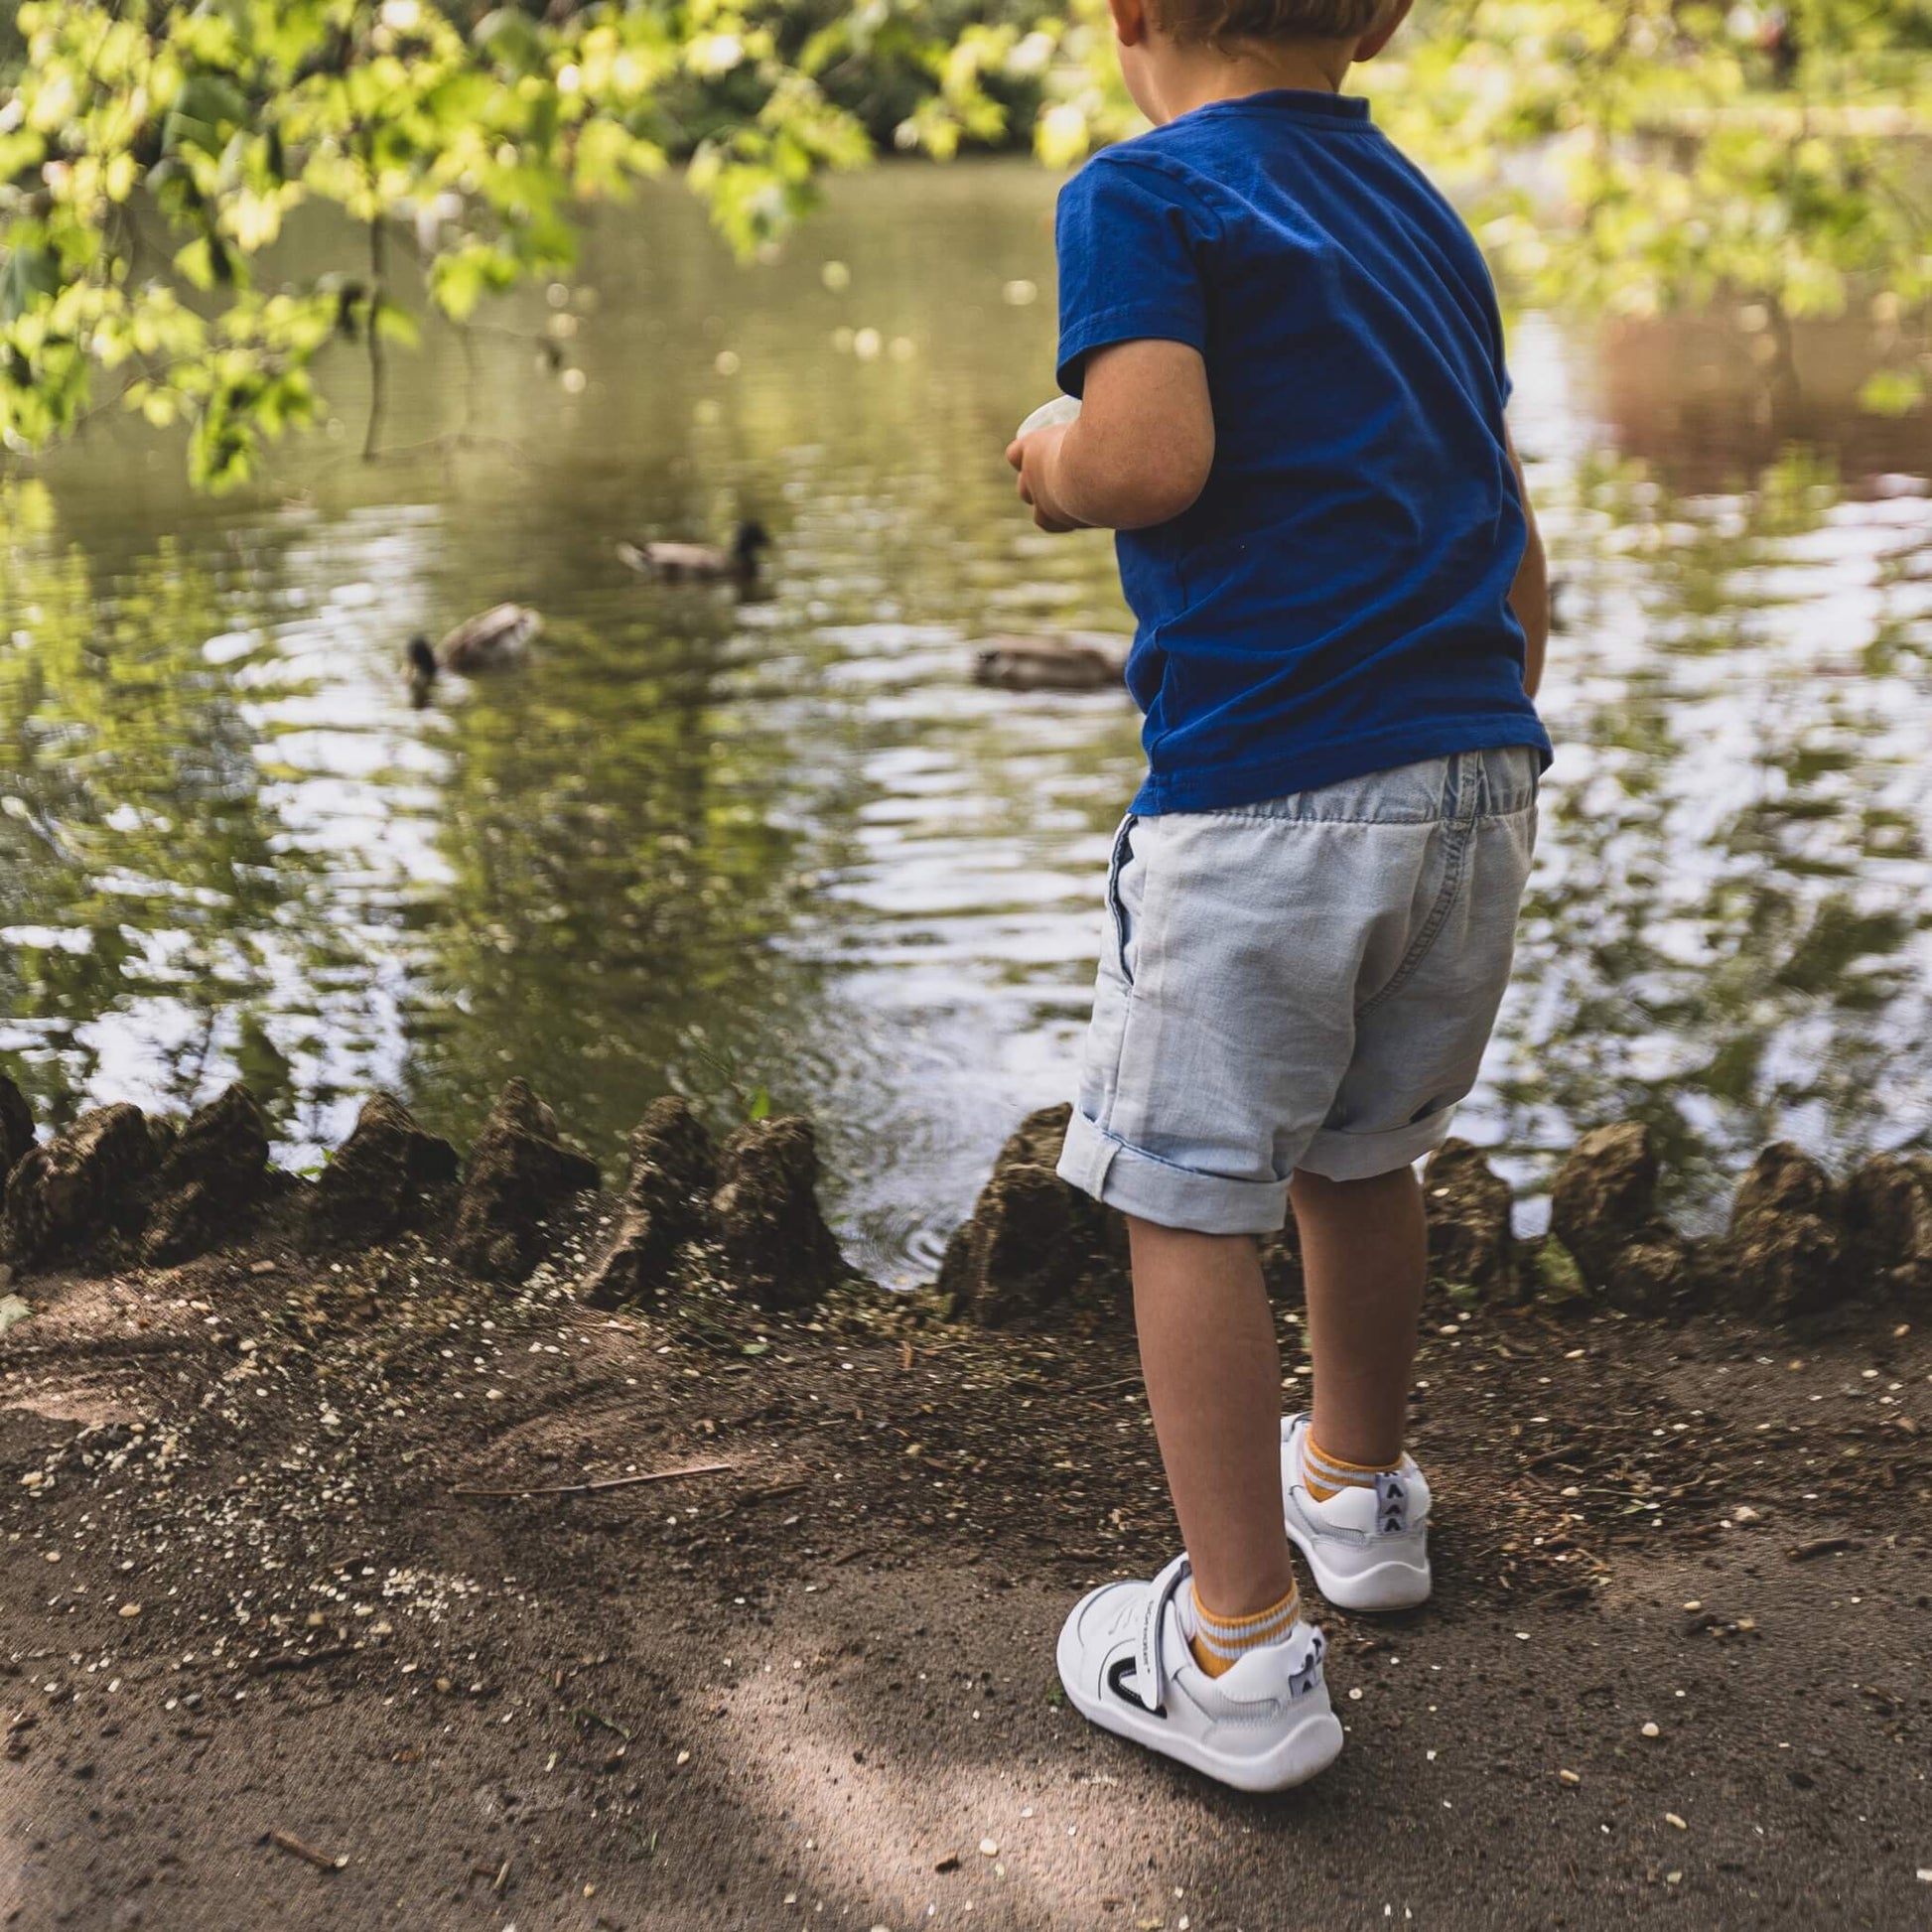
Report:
2,1075,1927,1334
0,1079,1928,1927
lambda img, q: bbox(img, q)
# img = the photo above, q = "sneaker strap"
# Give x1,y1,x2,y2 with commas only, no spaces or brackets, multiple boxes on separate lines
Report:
1137,1552,1194,1714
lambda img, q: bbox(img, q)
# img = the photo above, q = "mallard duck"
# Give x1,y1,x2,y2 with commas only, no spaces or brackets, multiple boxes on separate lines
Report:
406,603,541,704
972,634,1128,693
617,519,770,584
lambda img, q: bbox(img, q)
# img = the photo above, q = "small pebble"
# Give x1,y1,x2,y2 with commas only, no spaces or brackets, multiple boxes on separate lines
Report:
1558,1769,1581,1786
1732,1505,1760,1524
676,1749,691,1765
1641,1722,1660,1739
1665,1871,1683,1886
979,1838,999,1857
1682,1599,1702,1611
118,1603,140,1619
1666,1812,1687,1830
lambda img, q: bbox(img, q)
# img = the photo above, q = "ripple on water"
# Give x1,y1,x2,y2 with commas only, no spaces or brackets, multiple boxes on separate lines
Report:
2,171,1929,1277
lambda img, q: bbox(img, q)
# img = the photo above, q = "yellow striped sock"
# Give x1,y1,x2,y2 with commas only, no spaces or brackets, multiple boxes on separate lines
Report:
1303,1433,1401,1505
1186,1583,1302,1680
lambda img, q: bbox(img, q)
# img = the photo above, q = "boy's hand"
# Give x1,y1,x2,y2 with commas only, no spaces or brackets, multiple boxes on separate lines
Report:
1009,342,1212,533
1006,424,1086,533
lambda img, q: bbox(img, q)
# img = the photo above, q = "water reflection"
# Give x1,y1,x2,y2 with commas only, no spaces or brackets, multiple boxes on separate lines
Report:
0,164,1927,1276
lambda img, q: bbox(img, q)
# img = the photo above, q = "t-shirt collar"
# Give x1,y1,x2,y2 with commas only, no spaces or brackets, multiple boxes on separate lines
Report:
1181,87,1372,127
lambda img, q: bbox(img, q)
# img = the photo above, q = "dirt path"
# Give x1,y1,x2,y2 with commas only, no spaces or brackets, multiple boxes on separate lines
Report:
1,1228,1928,1931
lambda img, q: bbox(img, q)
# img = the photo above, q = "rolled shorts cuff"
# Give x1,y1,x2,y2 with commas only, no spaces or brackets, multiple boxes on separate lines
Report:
1297,1108,1458,1183
1056,1108,1291,1236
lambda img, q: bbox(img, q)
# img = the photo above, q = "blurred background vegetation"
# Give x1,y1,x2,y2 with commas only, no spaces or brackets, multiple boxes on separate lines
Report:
1,0,1928,487
0,4,1928,1273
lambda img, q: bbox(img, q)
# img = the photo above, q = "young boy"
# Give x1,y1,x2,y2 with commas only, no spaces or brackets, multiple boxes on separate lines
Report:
1007,0,1550,1790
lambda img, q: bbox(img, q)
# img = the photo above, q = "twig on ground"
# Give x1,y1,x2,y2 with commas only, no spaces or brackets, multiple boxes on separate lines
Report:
1787,1535,1861,1561
253,1646,354,1676
453,1461,735,1499
726,1479,808,1512
268,1829,347,1871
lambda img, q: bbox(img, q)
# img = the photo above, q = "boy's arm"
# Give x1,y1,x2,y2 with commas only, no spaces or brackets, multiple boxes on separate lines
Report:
1506,424,1548,699
1006,339,1213,533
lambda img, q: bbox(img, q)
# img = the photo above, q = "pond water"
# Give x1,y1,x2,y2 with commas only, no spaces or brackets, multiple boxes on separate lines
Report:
3,161,1930,1282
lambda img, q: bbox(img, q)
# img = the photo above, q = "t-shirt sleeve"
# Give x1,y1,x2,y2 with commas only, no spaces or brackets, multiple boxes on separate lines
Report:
1487,285,1513,408
1470,244,1511,407
1054,155,1214,398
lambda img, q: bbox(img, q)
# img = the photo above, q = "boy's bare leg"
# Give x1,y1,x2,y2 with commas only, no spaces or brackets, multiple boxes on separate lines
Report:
1290,1166,1427,1468
1129,1216,1299,1618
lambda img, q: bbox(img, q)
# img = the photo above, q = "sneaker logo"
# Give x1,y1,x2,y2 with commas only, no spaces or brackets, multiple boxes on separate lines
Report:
1106,1655,1167,1720
1375,1471,1408,1535
1288,1629,1325,1699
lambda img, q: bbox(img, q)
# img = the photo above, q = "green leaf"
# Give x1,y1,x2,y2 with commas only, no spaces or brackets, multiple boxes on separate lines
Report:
0,245,60,325
373,300,421,348
1857,368,1925,417
163,72,249,159
473,8,548,75
747,1085,771,1123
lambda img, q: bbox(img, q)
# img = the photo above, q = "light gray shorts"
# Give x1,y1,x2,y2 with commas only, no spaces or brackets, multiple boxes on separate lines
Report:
1057,746,1539,1235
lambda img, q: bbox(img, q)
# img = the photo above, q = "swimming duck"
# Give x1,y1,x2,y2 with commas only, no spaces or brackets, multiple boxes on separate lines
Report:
617,519,771,584
972,634,1128,693
406,603,541,703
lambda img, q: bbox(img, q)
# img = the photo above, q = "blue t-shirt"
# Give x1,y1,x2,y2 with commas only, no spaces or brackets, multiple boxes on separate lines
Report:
1054,89,1552,813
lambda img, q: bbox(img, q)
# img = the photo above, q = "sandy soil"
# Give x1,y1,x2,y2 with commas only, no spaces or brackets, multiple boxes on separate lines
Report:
1,1221,1928,1931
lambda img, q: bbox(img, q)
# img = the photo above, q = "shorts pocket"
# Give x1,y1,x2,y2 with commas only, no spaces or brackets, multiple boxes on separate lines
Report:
1106,813,1142,988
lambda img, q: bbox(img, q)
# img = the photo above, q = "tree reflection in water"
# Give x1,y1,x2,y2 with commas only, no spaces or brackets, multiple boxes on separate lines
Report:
0,168,1927,1273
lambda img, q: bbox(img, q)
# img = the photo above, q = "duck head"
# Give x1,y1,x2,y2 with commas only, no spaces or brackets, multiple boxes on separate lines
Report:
405,633,438,704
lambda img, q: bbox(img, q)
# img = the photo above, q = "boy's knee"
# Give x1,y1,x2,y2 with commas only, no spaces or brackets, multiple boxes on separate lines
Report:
1125,1212,1260,1252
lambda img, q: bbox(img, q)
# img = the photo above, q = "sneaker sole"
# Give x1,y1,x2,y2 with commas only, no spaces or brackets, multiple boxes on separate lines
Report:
1055,1627,1343,1794
1284,1515,1432,1613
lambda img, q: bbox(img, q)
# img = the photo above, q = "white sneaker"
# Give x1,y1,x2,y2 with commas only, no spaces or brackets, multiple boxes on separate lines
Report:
1055,1553,1342,1793
1281,1415,1432,1612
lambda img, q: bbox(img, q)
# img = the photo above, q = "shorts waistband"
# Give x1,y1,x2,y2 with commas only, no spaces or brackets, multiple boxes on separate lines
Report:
1172,746,1539,828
